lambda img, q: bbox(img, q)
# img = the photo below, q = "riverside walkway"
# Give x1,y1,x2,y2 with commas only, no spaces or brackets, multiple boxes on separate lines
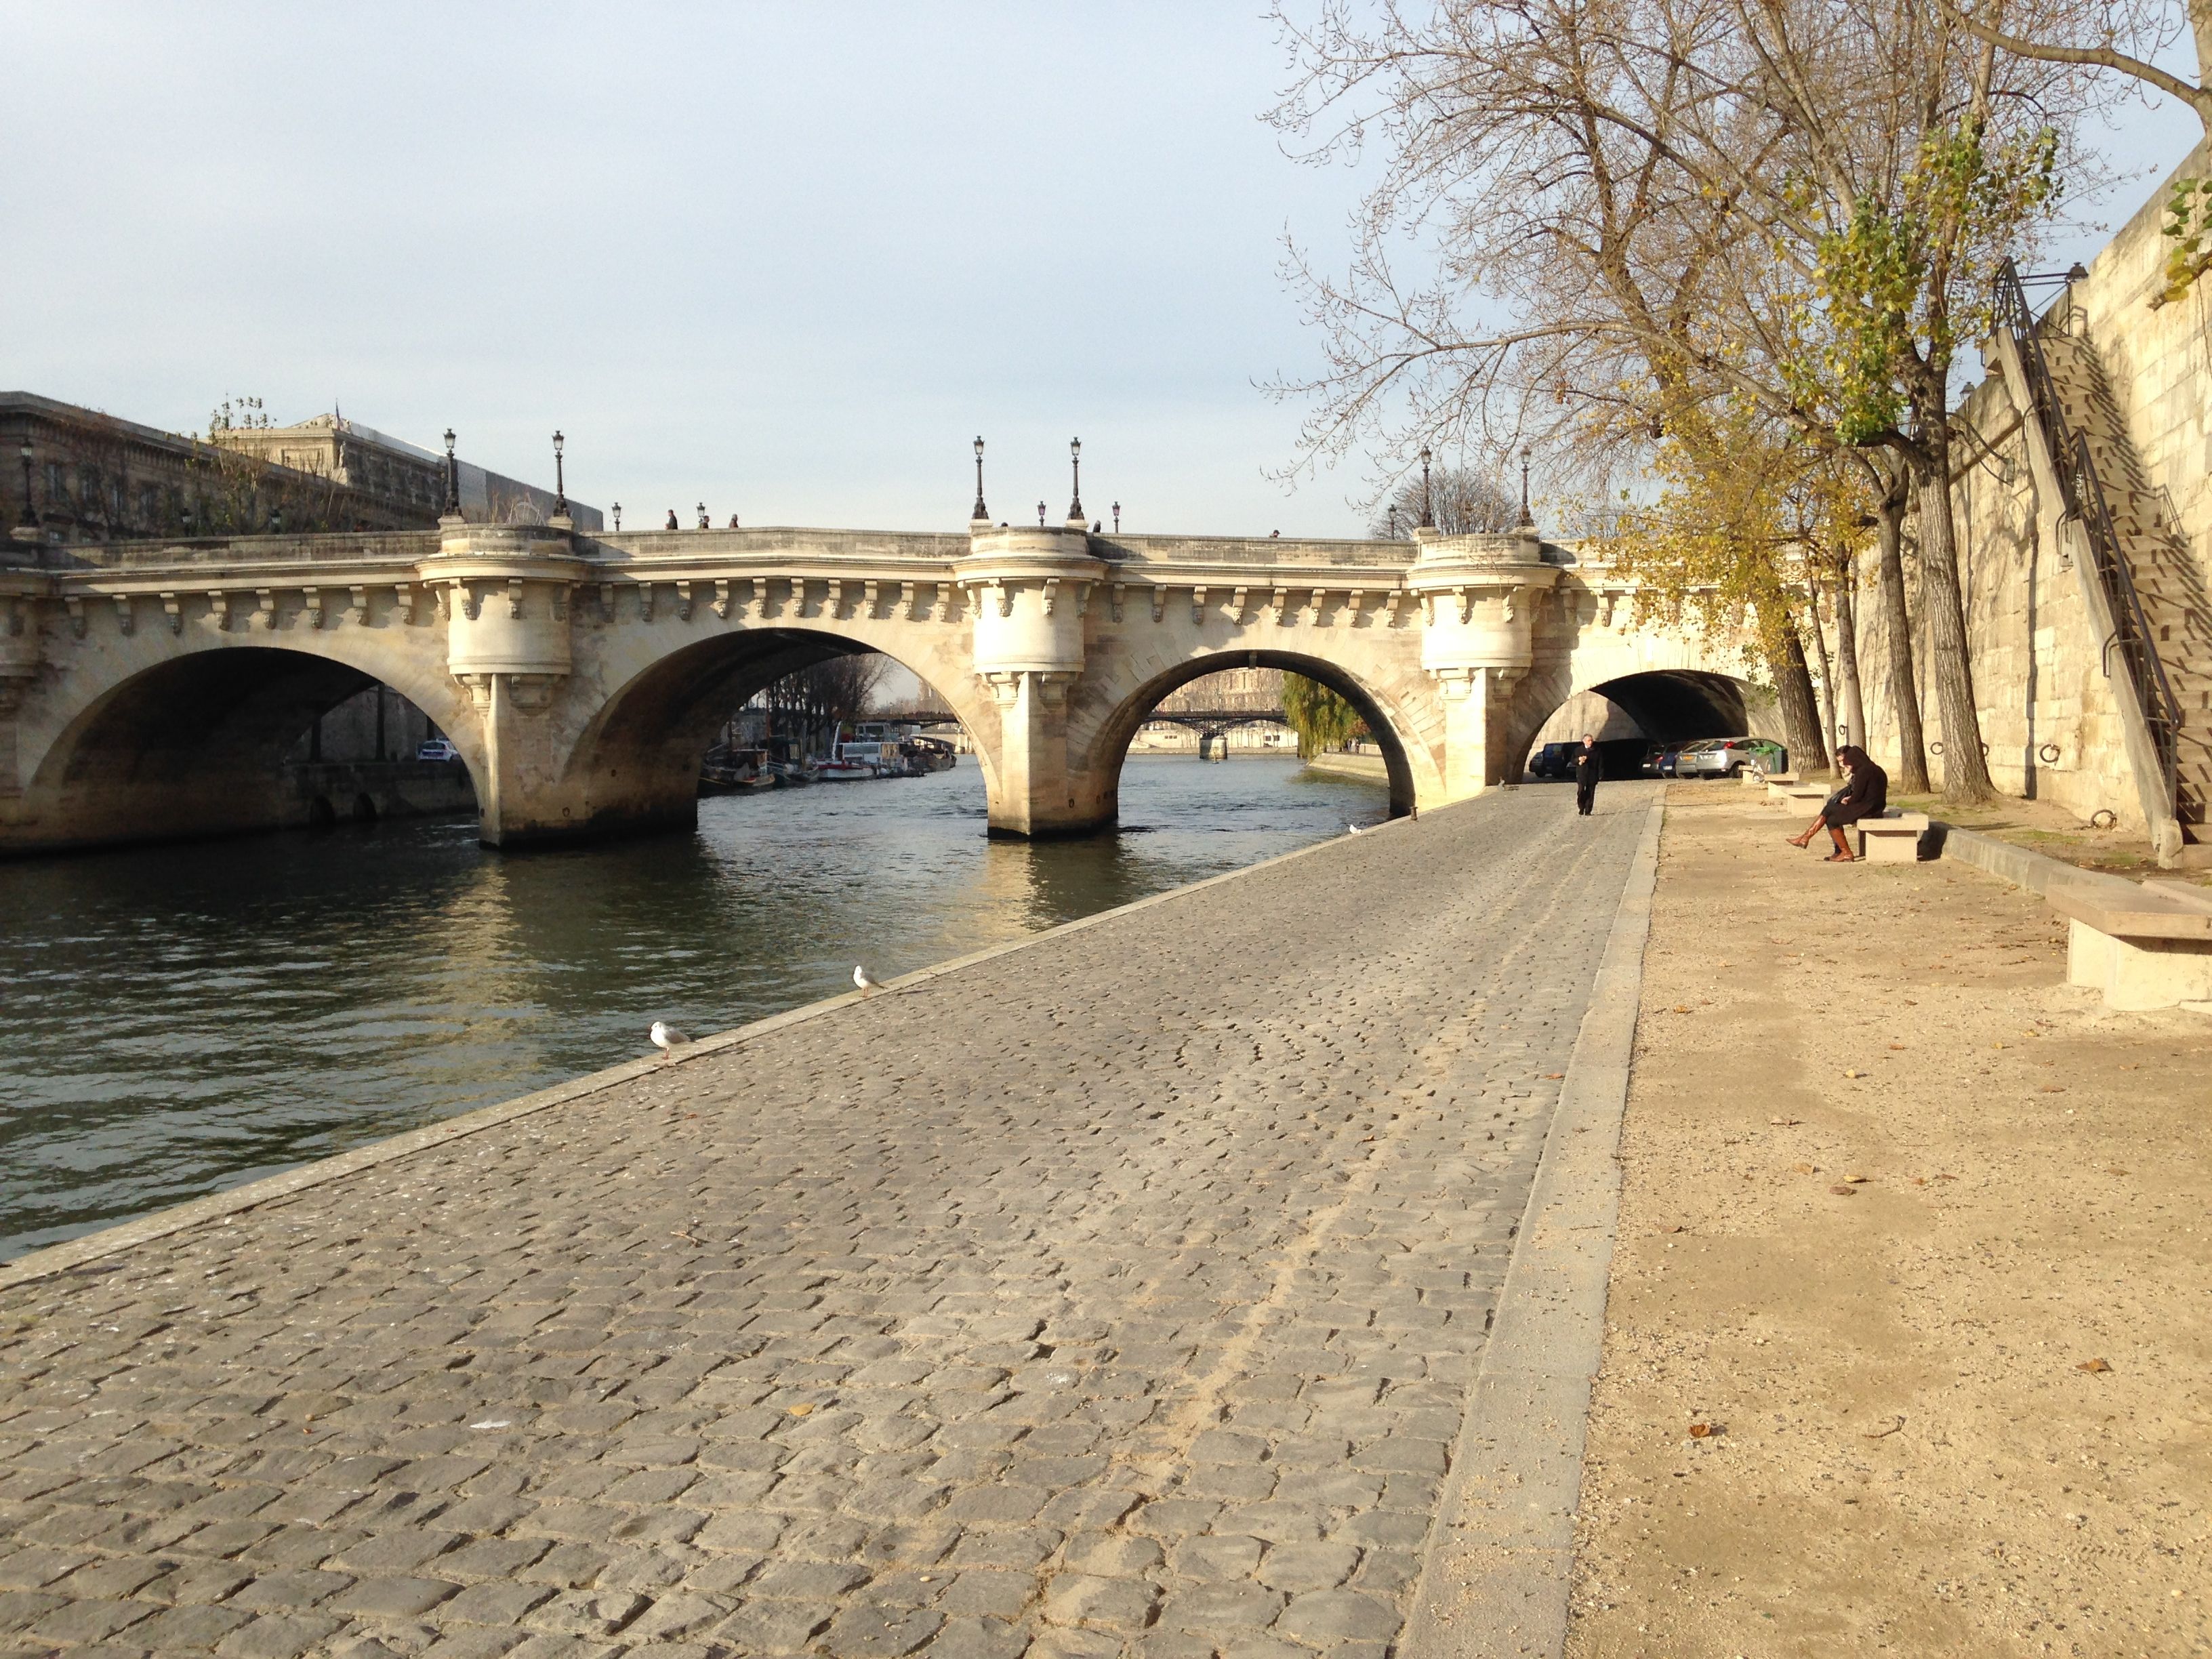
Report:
0,785,1656,1659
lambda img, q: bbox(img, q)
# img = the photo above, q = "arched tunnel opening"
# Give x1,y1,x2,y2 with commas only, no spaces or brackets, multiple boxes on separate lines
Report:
18,648,474,856
1523,670,1771,781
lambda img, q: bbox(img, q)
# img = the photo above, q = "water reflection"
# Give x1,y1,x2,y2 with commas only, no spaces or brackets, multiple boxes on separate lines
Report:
0,756,1385,1260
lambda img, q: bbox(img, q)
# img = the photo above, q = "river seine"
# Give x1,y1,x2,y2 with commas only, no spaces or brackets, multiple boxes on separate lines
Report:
0,755,1386,1261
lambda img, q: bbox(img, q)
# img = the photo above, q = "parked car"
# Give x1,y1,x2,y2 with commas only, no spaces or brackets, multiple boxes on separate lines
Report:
1667,737,1787,779
416,739,460,762
1528,741,1576,779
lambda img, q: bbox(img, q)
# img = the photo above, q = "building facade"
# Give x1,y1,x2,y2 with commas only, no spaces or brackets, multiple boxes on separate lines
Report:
2,392,598,544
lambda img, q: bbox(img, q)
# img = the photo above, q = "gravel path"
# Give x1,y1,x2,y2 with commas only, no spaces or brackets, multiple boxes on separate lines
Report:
0,783,1652,1659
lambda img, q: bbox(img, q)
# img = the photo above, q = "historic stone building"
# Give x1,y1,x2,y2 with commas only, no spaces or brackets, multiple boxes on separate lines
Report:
211,413,602,532
1,393,598,544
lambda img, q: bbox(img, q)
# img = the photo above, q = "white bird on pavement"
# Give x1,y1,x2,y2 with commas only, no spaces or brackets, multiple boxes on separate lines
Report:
649,1021,689,1058
1348,823,1363,835
854,964,883,995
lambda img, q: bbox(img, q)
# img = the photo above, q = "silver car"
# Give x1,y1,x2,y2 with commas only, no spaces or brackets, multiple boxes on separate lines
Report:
1666,737,1786,779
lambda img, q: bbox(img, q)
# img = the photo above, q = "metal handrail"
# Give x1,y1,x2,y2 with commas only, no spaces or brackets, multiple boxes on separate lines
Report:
1992,257,2182,814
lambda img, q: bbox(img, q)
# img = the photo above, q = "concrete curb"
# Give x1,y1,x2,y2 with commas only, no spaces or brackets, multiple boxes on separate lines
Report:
1935,821,2106,894
1400,787,1666,1658
1,800,1425,1293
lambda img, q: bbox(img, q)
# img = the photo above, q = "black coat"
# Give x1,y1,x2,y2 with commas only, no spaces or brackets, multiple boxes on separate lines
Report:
1829,758,1889,823
1572,746,1602,783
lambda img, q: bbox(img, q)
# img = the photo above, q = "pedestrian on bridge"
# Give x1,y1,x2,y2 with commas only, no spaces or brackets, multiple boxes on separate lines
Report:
1573,733,1601,816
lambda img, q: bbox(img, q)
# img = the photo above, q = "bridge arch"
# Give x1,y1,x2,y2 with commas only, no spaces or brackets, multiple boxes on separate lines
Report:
1073,651,1437,824
548,625,1002,844
1506,663,1770,779
17,638,480,853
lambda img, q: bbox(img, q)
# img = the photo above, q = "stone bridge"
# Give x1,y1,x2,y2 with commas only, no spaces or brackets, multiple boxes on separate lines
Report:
0,516,1760,853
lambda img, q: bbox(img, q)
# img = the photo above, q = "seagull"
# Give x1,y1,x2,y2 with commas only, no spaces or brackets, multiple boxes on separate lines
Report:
649,1021,689,1058
853,964,883,995
1348,823,1363,835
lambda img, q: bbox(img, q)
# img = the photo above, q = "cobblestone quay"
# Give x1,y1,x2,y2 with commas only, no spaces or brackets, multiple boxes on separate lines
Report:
0,785,1652,1659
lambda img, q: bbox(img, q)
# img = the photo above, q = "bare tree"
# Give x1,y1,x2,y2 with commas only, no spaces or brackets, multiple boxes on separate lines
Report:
1367,463,1521,537
1266,0,2094,801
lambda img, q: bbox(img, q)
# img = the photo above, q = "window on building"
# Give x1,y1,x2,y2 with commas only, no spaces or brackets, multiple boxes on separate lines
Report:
43,462,64,502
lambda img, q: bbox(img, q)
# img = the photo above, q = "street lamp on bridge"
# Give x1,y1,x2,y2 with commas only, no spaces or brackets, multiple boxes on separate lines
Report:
1418,447,1435,530
1112,501,1120,533
612,501,621,531
1067,436,1084,525
971,436,988,523
442,429,459,518
1519,445,1534,527
1036,499,1046,527
552,431,567,519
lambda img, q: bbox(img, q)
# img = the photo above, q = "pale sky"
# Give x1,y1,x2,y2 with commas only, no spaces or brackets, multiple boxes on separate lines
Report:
2,3,2198,539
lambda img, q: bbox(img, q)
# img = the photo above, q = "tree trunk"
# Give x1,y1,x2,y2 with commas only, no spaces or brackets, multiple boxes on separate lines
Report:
1835,567,1866,749
1908,442,1996,802
1805,587,1837,755
1875,488,1931,792
1762,600,1830,774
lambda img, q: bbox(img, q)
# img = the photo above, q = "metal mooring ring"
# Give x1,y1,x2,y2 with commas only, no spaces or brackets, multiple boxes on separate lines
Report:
2039,743,2062,764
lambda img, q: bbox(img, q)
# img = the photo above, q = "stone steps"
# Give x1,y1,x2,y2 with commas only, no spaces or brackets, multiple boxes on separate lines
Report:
2037,326,2212,828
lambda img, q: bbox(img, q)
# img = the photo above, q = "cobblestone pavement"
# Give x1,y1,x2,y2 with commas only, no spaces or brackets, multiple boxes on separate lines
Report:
0,785,1653,1659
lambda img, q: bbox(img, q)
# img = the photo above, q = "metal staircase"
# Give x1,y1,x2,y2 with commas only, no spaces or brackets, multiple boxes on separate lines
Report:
1993,258,2205,840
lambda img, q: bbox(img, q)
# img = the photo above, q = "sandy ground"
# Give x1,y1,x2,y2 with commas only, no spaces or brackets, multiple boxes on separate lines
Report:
1564,784,2212,1658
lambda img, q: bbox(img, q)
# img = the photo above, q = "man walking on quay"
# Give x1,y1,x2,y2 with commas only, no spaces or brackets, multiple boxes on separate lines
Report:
1573,733,1601,815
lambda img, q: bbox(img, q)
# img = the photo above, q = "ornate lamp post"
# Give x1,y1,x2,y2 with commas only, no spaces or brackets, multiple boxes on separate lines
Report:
1067,436,1084,523
1036,499,1047,527
612,501,621,531
1111,500,1120,533
552,430,567,518
442,429,459,517
1519,445,1534,526
971,436,988,522
697,502,708,529
1418,446,1435,530
1387,503,1399,539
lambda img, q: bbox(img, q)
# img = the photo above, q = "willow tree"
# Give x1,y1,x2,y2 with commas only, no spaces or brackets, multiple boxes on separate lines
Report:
1281,673,1363,757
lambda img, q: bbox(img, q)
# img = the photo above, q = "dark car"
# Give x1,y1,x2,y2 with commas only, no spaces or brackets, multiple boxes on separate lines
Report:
1528,741,1577,779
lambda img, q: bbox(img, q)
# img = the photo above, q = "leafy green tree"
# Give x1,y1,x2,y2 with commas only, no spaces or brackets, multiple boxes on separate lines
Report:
1281,673,1363,758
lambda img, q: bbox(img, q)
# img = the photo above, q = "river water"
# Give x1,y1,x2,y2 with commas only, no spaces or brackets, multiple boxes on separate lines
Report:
0,756,1386,1261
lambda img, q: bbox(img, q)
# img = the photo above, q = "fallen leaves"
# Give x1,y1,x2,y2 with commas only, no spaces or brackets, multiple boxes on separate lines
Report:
1544,1072,1565,1080
1687,1421,1725,1439
1829,1183,1859,1196
787,1401,817,1416
2077,1358,2112,1374
2040,1085,2067,1094
1770,1117,1802,1126
1793,1161,1818,1175
1862,1416,1905,1439
1843,1069,1868,1078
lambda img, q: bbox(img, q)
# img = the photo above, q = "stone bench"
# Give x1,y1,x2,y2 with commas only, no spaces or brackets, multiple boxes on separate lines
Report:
1776,784,1830,813
2046,873,2212,1010
1853,811,1931,863
1762,771,1802,802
